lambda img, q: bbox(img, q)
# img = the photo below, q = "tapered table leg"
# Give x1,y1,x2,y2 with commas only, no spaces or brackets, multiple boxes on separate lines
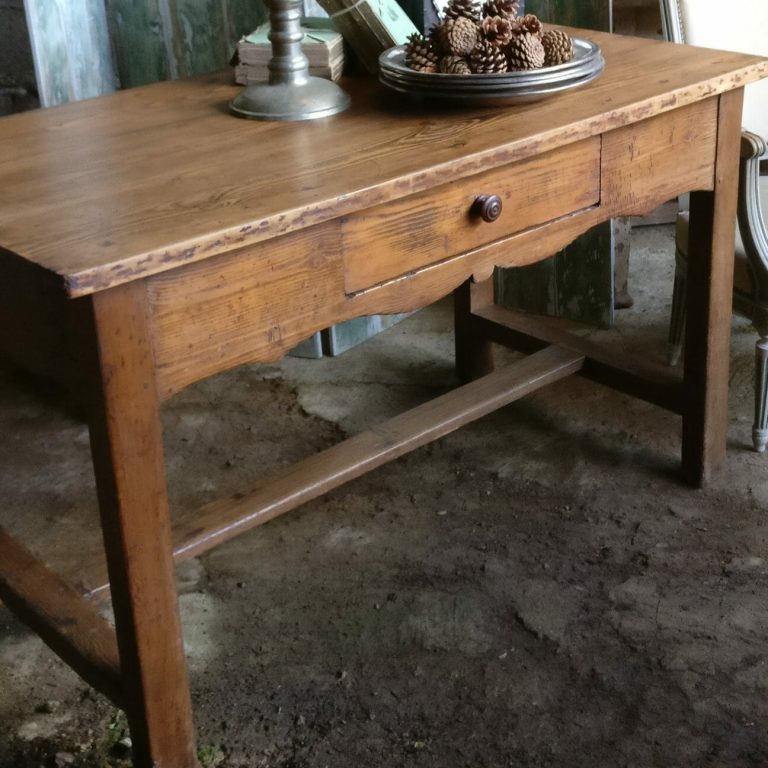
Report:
682,88,744,487
81,281,199,768
454,277,495,382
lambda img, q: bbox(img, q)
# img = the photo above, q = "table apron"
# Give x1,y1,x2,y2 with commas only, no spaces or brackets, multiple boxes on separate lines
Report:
0,98,720,404
140,98,719,400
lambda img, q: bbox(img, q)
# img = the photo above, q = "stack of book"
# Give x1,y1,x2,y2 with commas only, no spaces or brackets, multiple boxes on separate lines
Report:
233,18,345,84
315,0,418,73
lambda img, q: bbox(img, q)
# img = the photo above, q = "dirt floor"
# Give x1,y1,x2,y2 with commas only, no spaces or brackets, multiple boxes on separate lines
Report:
1,225,767,768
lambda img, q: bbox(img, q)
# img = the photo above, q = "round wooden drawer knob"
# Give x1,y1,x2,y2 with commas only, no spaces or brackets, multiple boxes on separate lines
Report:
472,194,502,223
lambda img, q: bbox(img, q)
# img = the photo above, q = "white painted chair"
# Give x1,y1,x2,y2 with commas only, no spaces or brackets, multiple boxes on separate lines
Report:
660,0,768,451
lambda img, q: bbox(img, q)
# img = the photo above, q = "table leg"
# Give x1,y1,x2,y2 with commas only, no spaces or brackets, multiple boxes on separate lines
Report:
454,277,495,382
681,88,744,486
81,281,199,768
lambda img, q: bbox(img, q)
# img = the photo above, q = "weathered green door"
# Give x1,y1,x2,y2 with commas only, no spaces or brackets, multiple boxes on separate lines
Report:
23,0,116,106
527,0,609,27
496,0,615,327
22,0,265,103
104,0,264,88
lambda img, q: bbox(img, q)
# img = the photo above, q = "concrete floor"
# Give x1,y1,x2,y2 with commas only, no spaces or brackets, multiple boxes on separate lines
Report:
1,225,767,767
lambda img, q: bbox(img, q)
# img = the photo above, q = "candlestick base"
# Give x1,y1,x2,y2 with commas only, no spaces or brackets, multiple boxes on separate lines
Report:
229,77,350,121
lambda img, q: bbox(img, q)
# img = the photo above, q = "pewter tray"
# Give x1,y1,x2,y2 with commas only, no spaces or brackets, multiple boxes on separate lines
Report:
378,38,604,105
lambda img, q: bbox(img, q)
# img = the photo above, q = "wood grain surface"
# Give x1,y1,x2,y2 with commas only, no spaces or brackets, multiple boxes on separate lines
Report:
145,202,608,398
74,344,585,601
0,29,765,297
0,526,123,705
81,281,198,766
681,88,744,485
142,92,721,398
341,137,600,293
0,31,763,768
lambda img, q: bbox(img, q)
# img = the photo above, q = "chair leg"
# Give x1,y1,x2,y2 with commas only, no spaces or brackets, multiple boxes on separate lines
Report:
668,269,687,366
753,335,768,452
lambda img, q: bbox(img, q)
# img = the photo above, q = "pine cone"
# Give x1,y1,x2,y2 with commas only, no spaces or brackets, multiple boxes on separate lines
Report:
480,0,518,19
439,55,472,74
542,29,574,65
506,31,545,69
437,16,480,56
469,40,508,73
405,33,439,72
511,13,543,38
443,0,480,22
481,15,514,47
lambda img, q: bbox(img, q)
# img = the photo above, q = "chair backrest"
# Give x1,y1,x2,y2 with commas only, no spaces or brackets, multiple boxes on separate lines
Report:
660,0,768,142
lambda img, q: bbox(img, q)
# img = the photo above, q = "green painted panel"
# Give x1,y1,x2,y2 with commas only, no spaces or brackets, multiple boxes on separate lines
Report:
171,0,229,76
105,0,266,88
555,225,613,322
25,0,116,106
227,0,268,43
104,1,171,87
496,258,557,316
526,0,609,30
495,226,613,325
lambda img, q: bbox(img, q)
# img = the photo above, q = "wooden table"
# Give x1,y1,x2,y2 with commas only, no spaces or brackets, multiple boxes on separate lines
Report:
0,29,766,768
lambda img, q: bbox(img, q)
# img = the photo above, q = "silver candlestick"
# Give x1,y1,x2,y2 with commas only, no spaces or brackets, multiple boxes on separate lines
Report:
230,0,350,120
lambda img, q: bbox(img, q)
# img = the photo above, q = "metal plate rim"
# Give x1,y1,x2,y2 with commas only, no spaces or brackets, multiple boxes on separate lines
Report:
378,55,604,105
379,56,605,92
379,37,601,87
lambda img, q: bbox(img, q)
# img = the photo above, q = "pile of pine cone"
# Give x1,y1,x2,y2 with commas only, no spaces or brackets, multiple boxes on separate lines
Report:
405,0,574,75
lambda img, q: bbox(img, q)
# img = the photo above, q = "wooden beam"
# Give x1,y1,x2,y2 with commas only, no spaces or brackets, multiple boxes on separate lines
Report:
471,303,686,413
77,345,584,599
0,527,123,706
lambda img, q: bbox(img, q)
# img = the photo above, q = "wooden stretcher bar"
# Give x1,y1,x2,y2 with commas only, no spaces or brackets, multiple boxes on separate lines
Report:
0,527,123,705
471,304,686,414
73,344,585,600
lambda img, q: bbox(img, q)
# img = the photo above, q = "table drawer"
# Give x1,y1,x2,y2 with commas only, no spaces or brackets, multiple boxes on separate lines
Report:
341,136,601,294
